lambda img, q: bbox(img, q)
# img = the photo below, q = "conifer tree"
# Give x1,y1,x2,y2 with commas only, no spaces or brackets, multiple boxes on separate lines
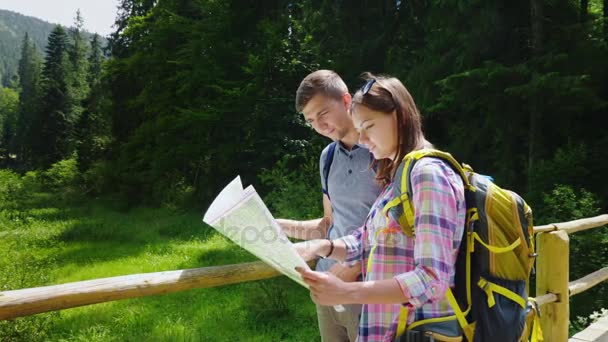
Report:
14,33,42,168
0,87,19,166
67,10,90,130
35,25,71,167
76,34,110,172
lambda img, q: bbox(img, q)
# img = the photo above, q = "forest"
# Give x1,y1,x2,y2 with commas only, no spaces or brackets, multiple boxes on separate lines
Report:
0,0,607,340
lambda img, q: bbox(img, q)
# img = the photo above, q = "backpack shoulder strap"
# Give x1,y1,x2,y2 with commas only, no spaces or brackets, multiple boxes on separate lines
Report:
381,148,474,237
322,141,337,198
402,149,474,196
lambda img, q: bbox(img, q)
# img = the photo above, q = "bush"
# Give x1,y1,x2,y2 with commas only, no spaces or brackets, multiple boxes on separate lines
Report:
21,171,43,193
259,152,322,220
151,172,196,210
538,184,608,331
571,308,608,336
42,158,80,191
0,169,22,202
82,160,115,195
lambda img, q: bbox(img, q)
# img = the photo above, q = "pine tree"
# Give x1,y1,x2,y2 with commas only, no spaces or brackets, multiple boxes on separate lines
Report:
14,33,43,168
76,34,110,172
35,25,71,167
67,10,90,134
0,87,19,166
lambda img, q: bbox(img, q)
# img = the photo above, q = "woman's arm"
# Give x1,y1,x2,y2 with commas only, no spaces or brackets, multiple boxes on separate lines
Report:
393,159,464,307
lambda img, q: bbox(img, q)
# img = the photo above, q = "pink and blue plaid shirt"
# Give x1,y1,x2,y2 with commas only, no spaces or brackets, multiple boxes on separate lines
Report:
339,157,466,342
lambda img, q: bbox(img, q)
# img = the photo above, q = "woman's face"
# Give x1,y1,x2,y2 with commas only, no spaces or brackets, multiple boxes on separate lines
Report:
351,105,398,160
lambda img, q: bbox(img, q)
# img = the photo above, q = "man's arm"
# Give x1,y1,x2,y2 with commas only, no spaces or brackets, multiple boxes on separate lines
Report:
276,194,333,240
327,260,362,282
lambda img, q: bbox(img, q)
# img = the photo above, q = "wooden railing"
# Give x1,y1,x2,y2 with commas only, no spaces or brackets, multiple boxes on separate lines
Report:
533,214,608,341
1,214,608,340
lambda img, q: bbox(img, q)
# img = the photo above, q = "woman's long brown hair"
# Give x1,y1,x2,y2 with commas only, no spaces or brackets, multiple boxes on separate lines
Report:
350,73,426,188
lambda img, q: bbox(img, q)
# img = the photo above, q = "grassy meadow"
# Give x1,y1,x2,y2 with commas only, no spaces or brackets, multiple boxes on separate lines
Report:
0,172,319,341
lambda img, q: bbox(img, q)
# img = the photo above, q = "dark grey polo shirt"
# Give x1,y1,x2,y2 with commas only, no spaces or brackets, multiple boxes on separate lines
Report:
316,141,382,272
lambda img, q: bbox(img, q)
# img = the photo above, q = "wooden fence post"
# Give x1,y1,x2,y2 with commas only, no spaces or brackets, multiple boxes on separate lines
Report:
536,230,570,341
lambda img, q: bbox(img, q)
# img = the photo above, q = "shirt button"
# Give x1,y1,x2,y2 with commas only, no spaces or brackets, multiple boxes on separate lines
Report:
349,155,353,159
348,169,352,174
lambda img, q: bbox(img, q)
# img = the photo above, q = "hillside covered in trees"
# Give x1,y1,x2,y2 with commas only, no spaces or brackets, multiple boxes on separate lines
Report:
0,9,106,87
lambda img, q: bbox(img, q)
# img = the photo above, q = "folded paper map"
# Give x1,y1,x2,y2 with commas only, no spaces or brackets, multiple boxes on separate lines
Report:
203,176,311,287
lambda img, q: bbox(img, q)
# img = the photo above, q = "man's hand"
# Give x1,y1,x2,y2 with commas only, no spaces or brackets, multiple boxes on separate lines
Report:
293,239,328,262
327,261,362,282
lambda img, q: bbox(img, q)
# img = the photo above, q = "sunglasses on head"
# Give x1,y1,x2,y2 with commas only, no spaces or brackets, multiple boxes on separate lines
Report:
361,79,376,95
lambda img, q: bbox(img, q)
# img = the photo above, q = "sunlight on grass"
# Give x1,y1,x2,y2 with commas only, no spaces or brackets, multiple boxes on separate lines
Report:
0,194,319,341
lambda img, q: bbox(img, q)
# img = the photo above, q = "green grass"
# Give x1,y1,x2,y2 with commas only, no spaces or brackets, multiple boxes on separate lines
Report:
0,191,319,341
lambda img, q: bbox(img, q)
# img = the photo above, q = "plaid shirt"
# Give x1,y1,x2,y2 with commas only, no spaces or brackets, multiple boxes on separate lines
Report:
340,158,466,342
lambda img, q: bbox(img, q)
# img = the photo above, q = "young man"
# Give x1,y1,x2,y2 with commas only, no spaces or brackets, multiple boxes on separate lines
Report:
276,70,382,342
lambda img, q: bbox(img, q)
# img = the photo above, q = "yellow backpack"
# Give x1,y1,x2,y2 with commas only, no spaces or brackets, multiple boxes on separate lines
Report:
383,149,541,342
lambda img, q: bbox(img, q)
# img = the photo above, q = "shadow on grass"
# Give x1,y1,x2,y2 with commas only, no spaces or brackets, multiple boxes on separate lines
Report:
52,242,151,266
190,245,256,267
56,209,214,243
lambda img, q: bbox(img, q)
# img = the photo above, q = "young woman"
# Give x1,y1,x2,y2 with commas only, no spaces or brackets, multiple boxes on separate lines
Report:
296,73,466,342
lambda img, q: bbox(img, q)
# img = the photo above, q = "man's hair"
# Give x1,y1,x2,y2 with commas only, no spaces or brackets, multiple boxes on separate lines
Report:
295,70,348,112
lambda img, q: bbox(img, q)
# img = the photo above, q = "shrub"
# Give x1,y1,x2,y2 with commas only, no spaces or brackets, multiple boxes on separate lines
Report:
153,172,195,210
42,158,80,191
0,169,22,202
82,160,115,195
259,152,322,220
538,184,607,331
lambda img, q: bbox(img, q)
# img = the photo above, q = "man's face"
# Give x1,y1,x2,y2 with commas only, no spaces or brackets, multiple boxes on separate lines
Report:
301,94,353,141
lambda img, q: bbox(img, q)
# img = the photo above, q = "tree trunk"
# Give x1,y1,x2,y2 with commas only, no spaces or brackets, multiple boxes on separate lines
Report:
581,0,589,22
604,0,608,38
531,0,543,54
529,0,543,192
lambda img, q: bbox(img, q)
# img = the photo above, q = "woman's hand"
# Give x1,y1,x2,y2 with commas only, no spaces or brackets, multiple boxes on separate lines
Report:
295,267,357,306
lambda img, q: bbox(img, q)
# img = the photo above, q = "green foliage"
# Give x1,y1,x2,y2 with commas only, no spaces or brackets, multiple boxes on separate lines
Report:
33,25,72,168
154,172,195,211
245,279,290,321
40,158,82,202
0,86,19,165
65,11,90,139
0,170,59,341
0,9,53,87
538,184,608,328
75,33,111,174
2,0,608,335
0,9,107,87
539,184,599,225
14,32,43,169
0,169,22,202
259,149,323,220
102,0,319,205
572,308,608,335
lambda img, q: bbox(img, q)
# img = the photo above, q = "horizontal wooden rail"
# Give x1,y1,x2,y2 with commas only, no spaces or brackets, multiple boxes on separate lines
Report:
534,293,559,307
0,261,282,320
533,267,608,307
569,267,608,297
534,214,608,234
